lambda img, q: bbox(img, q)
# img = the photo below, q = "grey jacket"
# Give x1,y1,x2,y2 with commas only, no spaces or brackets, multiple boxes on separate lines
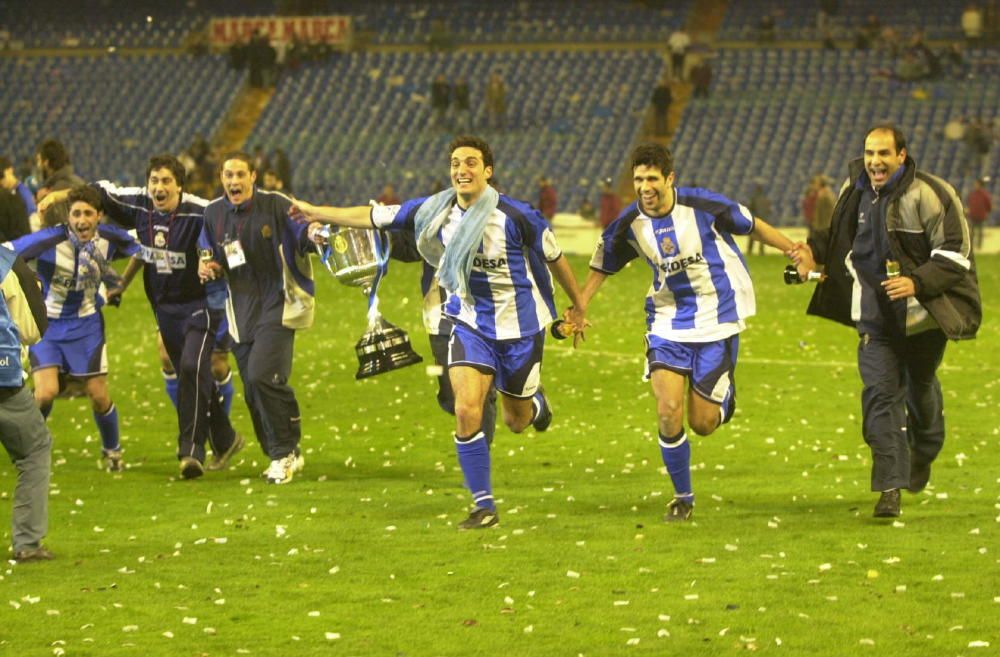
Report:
807,155,981,340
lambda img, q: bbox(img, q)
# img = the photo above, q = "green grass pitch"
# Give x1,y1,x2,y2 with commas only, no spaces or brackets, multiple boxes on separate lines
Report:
2,254,997,656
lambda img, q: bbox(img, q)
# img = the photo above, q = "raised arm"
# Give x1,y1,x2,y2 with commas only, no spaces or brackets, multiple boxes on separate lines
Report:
749,218,797,253
290,199,373,229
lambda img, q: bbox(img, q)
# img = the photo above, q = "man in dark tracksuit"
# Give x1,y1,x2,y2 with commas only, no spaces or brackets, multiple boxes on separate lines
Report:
199,153,315,485
40,155,245,479
799,124,981,518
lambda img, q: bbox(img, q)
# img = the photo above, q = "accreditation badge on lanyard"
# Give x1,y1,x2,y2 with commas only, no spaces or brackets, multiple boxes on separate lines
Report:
224,239,247,269
154,250,172,274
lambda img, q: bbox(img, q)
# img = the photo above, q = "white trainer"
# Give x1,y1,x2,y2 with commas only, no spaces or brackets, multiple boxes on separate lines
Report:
265,455,296,485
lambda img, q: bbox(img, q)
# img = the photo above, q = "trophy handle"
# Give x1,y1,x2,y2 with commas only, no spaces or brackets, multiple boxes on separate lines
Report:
365,231,391,329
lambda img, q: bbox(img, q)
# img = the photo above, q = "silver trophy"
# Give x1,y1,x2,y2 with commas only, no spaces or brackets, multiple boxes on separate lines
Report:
320,227,422,379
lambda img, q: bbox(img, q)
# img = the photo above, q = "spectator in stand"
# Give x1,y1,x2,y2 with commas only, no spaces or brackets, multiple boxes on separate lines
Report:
963,117,992,176
262,169,287,192
578,197,596,223
758,14,776,43
943,43,970,79
453,77,471,132
668,27,691,81
35,140,85,228
651,79,672,136
252,146,270,177
1,156,37,217
376,183,401,206
690,57,713,99
746,184,772,255
228,35,248,70
485,71,507,130
802,177,819,233
961,3,984,44
877,25,902,58
538,176,557,221
855,15,880,50
896,51,929,81
811,175,836,249
909,29,942,79
430,74,451,129
598,179,621,228
967,178,992,252
272,148,292,193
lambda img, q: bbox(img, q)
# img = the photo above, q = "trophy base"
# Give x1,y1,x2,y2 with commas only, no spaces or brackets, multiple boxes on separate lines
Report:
355,317,424,380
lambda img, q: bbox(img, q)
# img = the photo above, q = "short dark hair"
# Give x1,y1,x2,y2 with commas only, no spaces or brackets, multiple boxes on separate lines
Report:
865,122,907,153
630,142,674,176
37,139,71,170
221,151,255,173
0,155,12,172
67,185,102,212
448,135,494,172
146,153,186,190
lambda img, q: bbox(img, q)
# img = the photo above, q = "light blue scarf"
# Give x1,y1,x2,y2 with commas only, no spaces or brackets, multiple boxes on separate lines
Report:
68,228,124,296
413,185,499,303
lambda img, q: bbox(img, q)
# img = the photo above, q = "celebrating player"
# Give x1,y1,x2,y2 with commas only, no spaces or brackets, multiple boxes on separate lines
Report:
580,143,805,523
292,135,586,529
7,186,139,471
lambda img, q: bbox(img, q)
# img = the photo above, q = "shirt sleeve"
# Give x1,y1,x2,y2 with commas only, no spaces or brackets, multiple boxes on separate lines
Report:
521,208,562,262
691,188,756,236
372,198,424,231
100,225,142,258
93,180,146,229
588,217,639,274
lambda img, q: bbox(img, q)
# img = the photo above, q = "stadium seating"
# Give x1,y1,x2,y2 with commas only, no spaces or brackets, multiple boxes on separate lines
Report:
2,0,690,49
248,49,663,212
0,54,245,184
673,48,998,222
718,0,966,42
0,0,276,49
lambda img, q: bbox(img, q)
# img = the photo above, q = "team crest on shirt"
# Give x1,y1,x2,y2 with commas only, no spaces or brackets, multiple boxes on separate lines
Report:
660,235,677,256
153,229,167,248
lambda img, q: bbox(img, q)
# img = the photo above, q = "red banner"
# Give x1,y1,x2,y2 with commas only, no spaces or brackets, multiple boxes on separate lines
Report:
209,16,352,46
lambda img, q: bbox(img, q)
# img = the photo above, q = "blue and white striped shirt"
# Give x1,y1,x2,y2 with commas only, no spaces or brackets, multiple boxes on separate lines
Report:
7,224,140,340
590,187,757,342
373,194,561,341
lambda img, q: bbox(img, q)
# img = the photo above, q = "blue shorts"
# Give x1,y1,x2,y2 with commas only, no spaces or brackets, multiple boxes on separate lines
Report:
448,323,544,398
645,333,739,404
29,330,108,377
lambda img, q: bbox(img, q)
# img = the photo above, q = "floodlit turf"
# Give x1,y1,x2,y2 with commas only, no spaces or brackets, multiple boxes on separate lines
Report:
2,254,997,656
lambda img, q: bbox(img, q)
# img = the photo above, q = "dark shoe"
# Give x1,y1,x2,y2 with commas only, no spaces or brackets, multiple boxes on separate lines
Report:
873,489,901,518
908,461,931,493
14,546,54,562
179,456,205,480
531,388,552,432
663,496,694,523
458,507,499,530
206,433,245,472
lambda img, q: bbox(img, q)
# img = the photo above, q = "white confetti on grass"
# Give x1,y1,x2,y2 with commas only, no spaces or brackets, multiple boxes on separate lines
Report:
566,570,580,578
969,641,991,648
324,632,341,640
